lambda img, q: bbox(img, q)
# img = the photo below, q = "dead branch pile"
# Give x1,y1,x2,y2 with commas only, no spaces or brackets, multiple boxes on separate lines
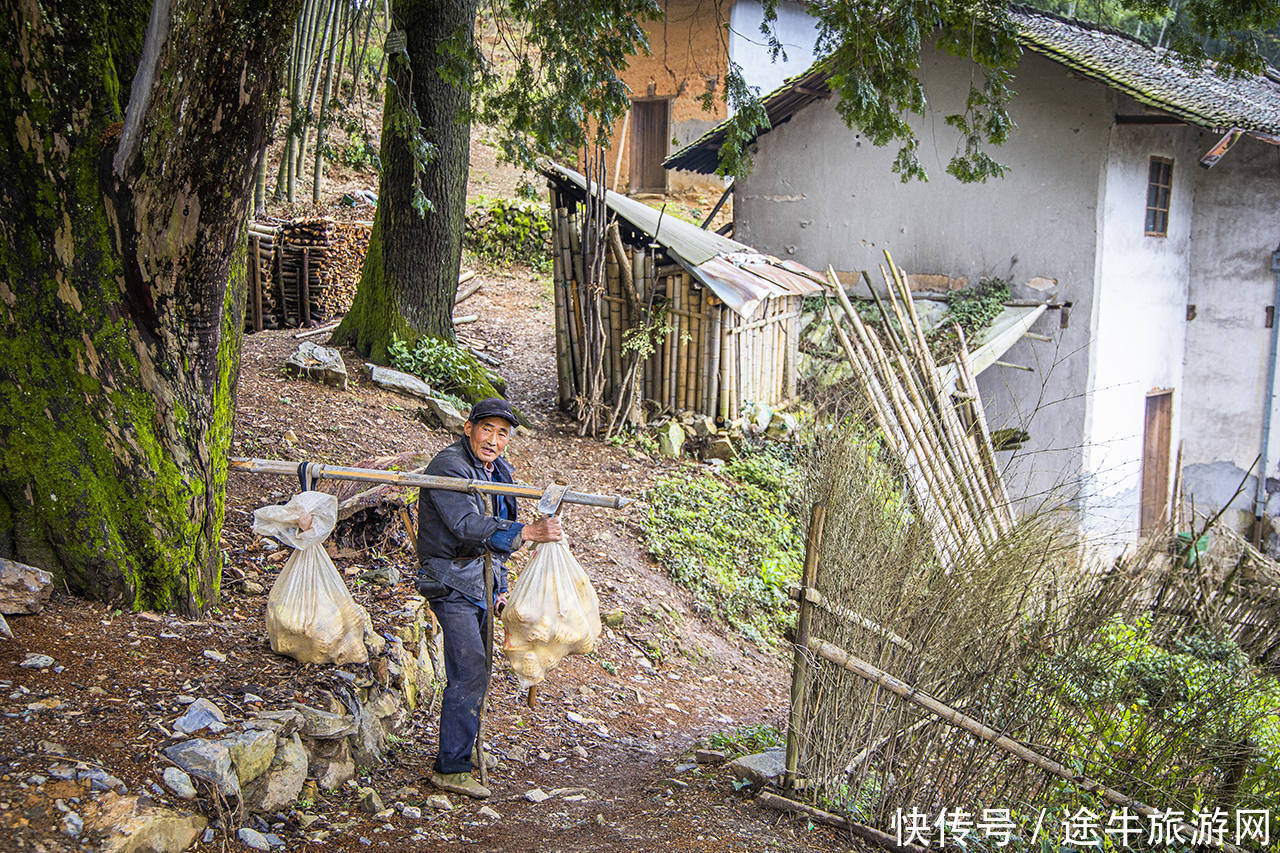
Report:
1148,515,1280,667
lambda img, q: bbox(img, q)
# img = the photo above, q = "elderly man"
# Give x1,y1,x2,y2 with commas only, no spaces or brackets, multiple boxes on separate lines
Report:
415,397,561,799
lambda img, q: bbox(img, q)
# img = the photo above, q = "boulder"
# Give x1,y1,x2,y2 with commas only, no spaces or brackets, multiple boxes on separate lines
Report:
291,703,356,739
243,735,308,814
0,558,52,614
417,397,467,435
162,767,196,800
726,747,787,790
656,421,685,457
357,786,384,814
89,792,208,853
364,364,435,400
284,342,347,390
221,729,277,785
172,698,227,735
702,434,736,461
350,703,387,769
237,827,271,851
161,739,241,799
308,736,355,790
765,411,799,441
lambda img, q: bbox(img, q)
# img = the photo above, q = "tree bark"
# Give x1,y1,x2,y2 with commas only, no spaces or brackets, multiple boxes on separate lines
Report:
332,0,477,362
0,0,300,613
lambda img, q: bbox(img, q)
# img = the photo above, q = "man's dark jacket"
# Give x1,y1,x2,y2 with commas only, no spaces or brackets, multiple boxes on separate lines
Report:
416,437,524,603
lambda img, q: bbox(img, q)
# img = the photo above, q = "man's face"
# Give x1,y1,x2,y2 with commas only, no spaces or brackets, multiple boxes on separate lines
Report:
464,416,512,464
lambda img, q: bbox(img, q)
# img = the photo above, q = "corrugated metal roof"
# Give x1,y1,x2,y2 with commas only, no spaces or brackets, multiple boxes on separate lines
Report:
665,6,1280,174
543,162,824,317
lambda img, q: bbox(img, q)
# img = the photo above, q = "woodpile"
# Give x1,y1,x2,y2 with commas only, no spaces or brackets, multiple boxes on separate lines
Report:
244,217,371,332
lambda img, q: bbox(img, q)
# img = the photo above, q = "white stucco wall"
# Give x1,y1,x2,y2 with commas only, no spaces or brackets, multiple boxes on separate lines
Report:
1080,124,1200,547
1182,135,1280,531
728,0,819,101
735,48,1114,517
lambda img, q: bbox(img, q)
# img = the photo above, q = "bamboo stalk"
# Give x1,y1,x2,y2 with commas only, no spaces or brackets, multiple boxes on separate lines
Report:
311,0,341,203
806,636,1248,853
610,256,624,398
955,326,1015,521
684,278,697,411
230,457,632,509
716,304,728,422
667,276,679,409
882,260,1005,540
550,201,571,408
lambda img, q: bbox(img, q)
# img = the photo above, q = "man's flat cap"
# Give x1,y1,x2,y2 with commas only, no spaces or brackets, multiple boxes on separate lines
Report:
467,397,518,426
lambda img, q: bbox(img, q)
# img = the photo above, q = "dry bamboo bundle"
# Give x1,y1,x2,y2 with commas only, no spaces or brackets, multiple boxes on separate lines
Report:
824,252,1015,568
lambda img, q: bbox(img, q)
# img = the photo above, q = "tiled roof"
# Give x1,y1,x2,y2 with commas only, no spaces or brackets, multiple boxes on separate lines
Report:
665,6,1280,174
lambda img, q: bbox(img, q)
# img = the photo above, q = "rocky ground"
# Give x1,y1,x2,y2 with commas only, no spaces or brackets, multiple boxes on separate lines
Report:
0,265,851,851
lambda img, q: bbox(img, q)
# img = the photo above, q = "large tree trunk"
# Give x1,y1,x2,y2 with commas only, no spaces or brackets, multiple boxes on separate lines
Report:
0,0,300,614
332,0,478,362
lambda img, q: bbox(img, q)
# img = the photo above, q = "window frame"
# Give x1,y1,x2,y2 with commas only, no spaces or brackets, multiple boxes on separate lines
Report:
1145,156,1174,237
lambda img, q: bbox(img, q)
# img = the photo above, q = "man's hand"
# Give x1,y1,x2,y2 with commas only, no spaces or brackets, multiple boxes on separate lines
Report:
522,516,563,543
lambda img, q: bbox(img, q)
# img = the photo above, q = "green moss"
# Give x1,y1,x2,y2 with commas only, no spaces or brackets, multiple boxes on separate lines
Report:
0,4,238,615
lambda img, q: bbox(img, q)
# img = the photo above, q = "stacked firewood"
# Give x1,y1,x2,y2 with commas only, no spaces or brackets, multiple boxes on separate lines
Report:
320,220,373,317
277,218,336,326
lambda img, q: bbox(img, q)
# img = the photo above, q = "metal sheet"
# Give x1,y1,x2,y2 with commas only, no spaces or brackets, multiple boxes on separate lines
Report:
544,161,825,318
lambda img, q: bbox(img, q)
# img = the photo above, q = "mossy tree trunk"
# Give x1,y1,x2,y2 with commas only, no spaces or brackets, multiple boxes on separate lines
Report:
331,0,478,363
0,0,300,613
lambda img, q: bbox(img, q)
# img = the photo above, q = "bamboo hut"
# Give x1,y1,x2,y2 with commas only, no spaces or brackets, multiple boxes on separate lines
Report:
544,162,825,423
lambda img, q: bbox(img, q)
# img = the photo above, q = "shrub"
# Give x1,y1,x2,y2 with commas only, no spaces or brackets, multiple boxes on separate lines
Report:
464,196,551,270
642,452,805,645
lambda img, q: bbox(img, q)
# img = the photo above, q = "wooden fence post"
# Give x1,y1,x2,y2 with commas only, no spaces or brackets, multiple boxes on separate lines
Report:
784,501,826,792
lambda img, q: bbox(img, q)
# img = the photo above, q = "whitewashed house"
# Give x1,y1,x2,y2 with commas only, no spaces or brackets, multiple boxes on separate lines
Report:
666,8,1280,551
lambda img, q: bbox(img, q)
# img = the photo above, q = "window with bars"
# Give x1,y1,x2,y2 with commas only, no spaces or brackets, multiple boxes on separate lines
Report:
1145,157,1173,236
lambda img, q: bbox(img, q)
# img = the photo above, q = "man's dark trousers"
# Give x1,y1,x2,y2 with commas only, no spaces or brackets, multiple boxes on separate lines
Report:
429,588,488,774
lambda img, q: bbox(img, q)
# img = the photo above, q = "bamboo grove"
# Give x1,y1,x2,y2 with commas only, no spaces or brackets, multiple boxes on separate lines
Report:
259,0,386,210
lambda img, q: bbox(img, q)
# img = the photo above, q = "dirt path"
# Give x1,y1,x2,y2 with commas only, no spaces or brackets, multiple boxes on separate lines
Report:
0,265,849,852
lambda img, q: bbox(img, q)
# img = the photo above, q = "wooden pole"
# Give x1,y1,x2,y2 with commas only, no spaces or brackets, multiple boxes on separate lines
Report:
785,503,826,791
250,234,263,332
301,246,311,326
805,635,1248,853
706,299,721,417
550,198,572,409
756,791,930,853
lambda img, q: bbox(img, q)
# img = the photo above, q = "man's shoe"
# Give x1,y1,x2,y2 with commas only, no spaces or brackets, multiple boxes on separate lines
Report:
429,771,490,800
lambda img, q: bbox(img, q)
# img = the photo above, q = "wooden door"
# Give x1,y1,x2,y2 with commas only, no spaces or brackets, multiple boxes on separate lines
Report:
630,100,669,193
1140,390,1174,534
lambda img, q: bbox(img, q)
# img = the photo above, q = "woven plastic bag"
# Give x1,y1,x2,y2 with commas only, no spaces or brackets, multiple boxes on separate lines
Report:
253,491,370,665
502,536,601,689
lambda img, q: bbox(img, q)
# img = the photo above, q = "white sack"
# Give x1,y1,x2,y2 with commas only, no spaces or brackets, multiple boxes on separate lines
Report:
501,536,601,689
253,491,369,665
